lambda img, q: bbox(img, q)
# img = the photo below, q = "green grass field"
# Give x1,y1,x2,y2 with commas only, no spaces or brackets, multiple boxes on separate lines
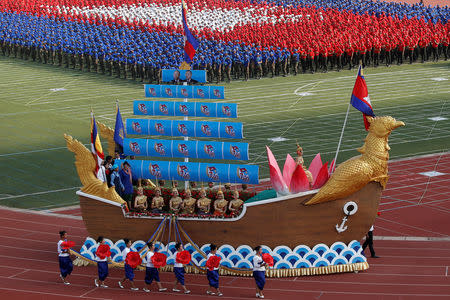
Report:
0,56,449,210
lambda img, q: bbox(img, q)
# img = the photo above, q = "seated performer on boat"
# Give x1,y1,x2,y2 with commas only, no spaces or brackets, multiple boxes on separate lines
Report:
295,142,313,184
134,187,148,212
169,188,183,214
151,187,165,213
213,190,228,216
197,188,211,215
181,189,196,214
228,190,244,216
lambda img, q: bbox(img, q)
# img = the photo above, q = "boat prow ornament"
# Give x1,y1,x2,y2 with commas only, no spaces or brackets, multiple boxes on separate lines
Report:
65,85,404,278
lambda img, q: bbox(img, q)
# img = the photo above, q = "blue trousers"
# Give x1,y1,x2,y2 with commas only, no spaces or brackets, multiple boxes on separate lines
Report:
253,271,265,290
145,267,160,284
207,270,219,288
97,261,108,281
124,263,135,281
174,267,185,285
59,256,73,278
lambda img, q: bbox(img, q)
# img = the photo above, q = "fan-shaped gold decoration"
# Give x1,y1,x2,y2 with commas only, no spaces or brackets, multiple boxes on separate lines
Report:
64,134,125,205
97,122,116,156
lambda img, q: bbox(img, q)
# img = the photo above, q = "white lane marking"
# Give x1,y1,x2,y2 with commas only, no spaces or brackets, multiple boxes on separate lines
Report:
8,269,29,279
0,187,80,200
0,208,83,222
374,236,450,242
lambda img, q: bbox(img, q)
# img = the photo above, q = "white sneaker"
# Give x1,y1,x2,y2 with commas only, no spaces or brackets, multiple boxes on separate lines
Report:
118,281,124,289
131,287,139,291
173,288,181,292
256,293,260,298
259,295,265,299
94,279,99,287
100,284,108,288
64,281,71,285
159,288,167,292
143,288,150,292
184,290,191,294
218,292,223,297
207,291,216,295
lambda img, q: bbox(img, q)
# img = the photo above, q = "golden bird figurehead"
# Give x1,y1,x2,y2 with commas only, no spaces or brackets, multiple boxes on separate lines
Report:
366,116,405,137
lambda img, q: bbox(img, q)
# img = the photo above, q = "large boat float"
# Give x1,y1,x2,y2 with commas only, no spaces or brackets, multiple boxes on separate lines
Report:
65,78,404,277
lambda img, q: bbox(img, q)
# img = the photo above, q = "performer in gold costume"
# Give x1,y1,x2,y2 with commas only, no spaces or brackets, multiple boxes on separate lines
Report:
228,190,244,216
134,187,148,212
197,188,211,215
181,189,196,214
169,188,183,214
151,187,165,213
296,142,313,184
213,190,228,216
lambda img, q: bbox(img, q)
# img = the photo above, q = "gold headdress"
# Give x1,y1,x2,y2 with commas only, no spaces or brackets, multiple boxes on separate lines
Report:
296,141,303,155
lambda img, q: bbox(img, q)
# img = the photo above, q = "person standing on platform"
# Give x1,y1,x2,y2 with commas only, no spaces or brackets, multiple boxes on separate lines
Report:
362,225,379,258
253,246,266,299
110,163,123,194
57,230,73,285
119,162,134,210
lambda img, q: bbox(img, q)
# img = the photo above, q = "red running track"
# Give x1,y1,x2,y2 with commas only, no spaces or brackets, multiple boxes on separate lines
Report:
0,152,449,299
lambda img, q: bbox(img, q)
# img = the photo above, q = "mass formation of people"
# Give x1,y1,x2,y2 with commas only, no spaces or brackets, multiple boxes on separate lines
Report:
0,0,448,83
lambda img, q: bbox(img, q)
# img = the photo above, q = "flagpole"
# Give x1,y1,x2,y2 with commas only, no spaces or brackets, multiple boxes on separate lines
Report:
332,63,362,173
332,102,351,173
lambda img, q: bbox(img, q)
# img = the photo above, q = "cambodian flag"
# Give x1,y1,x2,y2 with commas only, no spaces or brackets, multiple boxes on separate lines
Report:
114,103,126,156
90,112,105,174
182,0,199,64
350,65,375,130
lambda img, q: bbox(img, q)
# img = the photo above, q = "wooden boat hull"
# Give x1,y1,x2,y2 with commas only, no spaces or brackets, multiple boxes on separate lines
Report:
79,182,382,248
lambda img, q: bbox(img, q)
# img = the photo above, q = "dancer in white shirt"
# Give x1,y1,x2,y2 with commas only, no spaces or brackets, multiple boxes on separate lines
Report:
57,230,73,285
172,242,190,294
118,238,138,290
143,242,167,292
206,243,223,296
94,236,110,288
252,246,266,299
